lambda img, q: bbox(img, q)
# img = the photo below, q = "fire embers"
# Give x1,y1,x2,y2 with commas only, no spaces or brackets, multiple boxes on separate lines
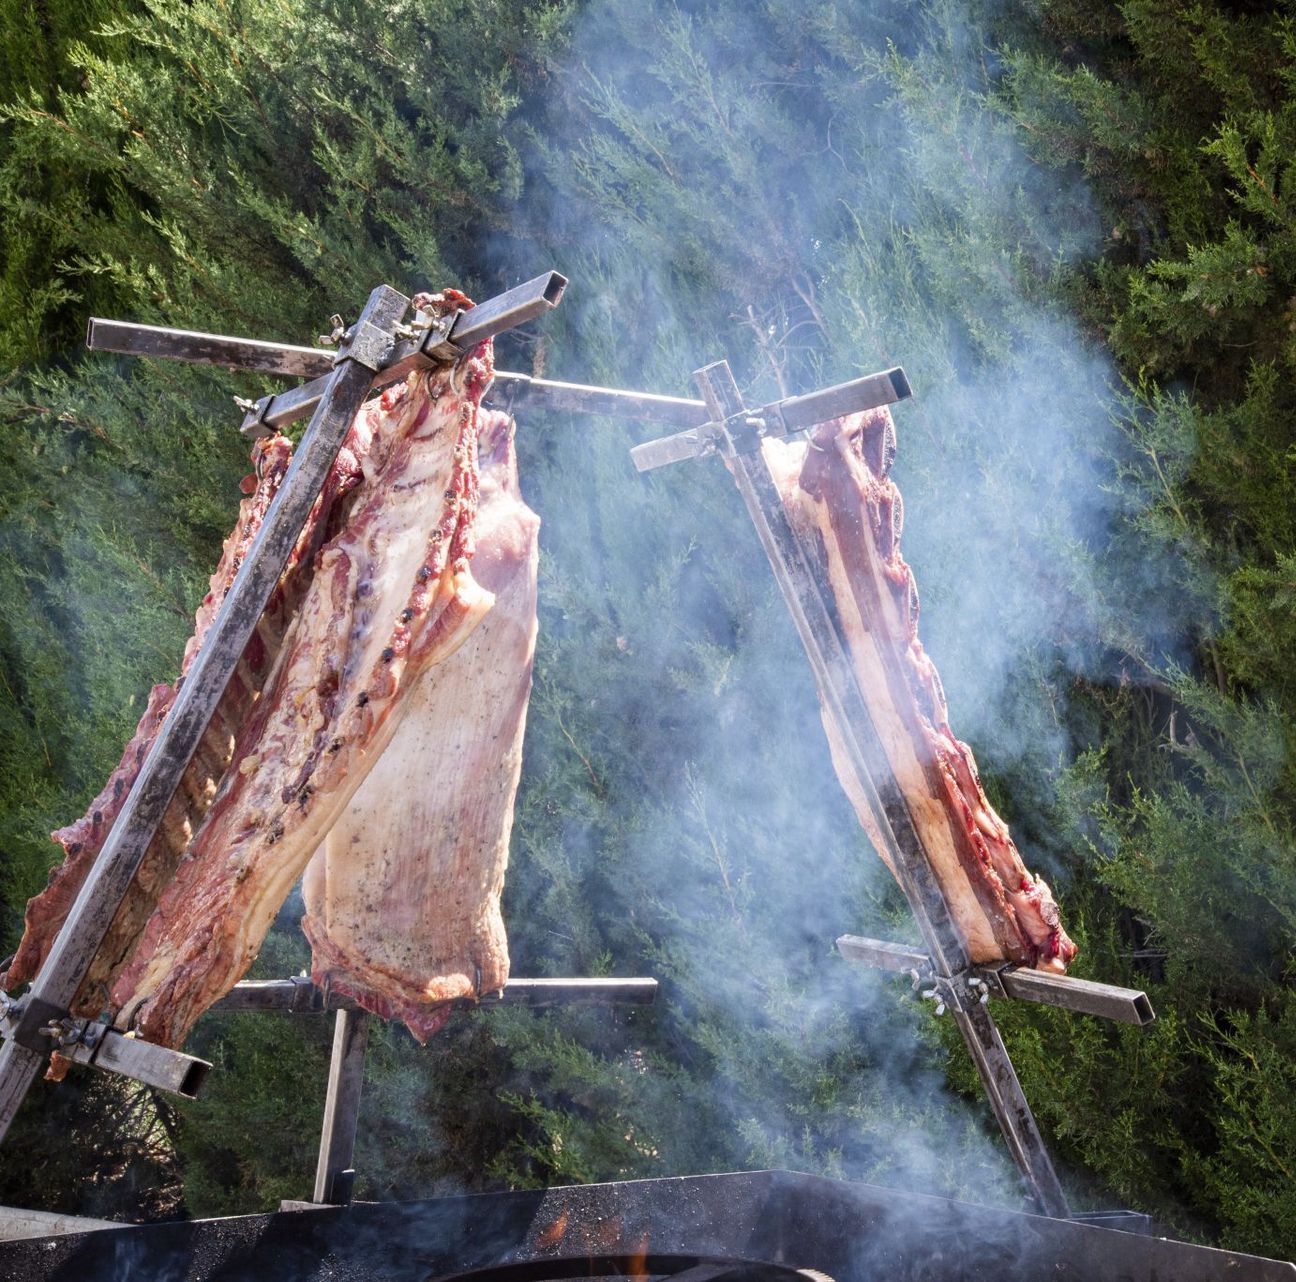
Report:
759,406,1077,975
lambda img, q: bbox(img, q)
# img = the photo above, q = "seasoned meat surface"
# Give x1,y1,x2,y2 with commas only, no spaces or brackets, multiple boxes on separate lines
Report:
111,350,497,1047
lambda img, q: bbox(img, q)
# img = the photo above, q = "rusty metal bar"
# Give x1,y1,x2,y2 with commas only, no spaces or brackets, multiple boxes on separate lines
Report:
85,273,567,384
85,317,330,378
690,359,1069,1218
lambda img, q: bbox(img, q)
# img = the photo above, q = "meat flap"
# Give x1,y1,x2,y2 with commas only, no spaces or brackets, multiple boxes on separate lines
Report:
755,409,1076,974
302,407,539,1041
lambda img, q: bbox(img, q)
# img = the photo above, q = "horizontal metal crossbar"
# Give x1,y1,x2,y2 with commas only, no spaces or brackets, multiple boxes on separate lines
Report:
836,934,1155,1026
85,272,567,382
629,367,911,472
234,370,709,439
215,976,659,1014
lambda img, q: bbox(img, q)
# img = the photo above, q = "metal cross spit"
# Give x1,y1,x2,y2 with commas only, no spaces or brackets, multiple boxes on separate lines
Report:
630,358,1156,1220
0,272,1152,1220
0,272,664,1206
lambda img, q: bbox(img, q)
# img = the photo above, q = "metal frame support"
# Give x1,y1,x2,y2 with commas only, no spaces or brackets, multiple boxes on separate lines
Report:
630,367,911,472
688,359,1070,1218
313,1008,371,1206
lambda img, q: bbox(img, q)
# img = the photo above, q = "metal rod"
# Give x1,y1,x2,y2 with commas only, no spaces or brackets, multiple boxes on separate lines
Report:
774,368,911,433
85,318,331,378
995,966,1155,1027
215,976,659,1013
0,284,411,1145
631,367,911,472
442,272,568,351
835,936,930,974
375,271,569,388
241,370,708,439
312,1007,370,1205
692,359,1069,1218
58,1024,211,1098
85,272,567,383
489,373,705,429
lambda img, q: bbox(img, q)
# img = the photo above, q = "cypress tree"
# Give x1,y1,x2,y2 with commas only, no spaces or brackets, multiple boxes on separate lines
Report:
1,0,1294,1260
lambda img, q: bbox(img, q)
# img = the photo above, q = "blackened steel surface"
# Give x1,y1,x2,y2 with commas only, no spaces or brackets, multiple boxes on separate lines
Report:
0,285,410,1143
430,1254,801,1282
215,976,659,1014
692,361,1067,1218
0,1170,1290,1282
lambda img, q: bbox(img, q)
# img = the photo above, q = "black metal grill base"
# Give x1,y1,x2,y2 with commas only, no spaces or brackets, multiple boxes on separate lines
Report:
0,1170,1291,1282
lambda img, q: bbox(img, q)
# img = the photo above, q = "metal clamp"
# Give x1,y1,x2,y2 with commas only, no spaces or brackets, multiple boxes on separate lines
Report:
334,317,397,372
721,413,774,455
5,995,70,1054
837,935,1155,1026
235,394,275,441
318,315,348,347
418,310,466,363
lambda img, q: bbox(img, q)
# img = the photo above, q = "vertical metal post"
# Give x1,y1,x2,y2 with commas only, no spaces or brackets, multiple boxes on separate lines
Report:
692,361,1069,1218
312,1008,371,1205
0,285,410,1144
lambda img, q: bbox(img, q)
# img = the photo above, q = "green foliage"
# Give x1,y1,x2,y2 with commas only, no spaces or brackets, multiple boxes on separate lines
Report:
2,0,1296,1264
0,0,572,1218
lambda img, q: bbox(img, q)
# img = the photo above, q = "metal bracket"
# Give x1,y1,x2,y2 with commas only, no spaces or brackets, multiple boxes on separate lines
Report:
6,996,69,1054
236,394,275,441
723,412,775,455
1,998,210,1097
417,310,466,363
334,317,396,372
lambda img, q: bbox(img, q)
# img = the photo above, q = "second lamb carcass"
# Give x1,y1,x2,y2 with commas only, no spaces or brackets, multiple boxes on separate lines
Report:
110,340,499,1048
755,409,1076,974
301,407,539,1041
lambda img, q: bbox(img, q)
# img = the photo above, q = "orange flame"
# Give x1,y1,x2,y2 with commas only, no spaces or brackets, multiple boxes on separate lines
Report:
626,1231,650,1280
